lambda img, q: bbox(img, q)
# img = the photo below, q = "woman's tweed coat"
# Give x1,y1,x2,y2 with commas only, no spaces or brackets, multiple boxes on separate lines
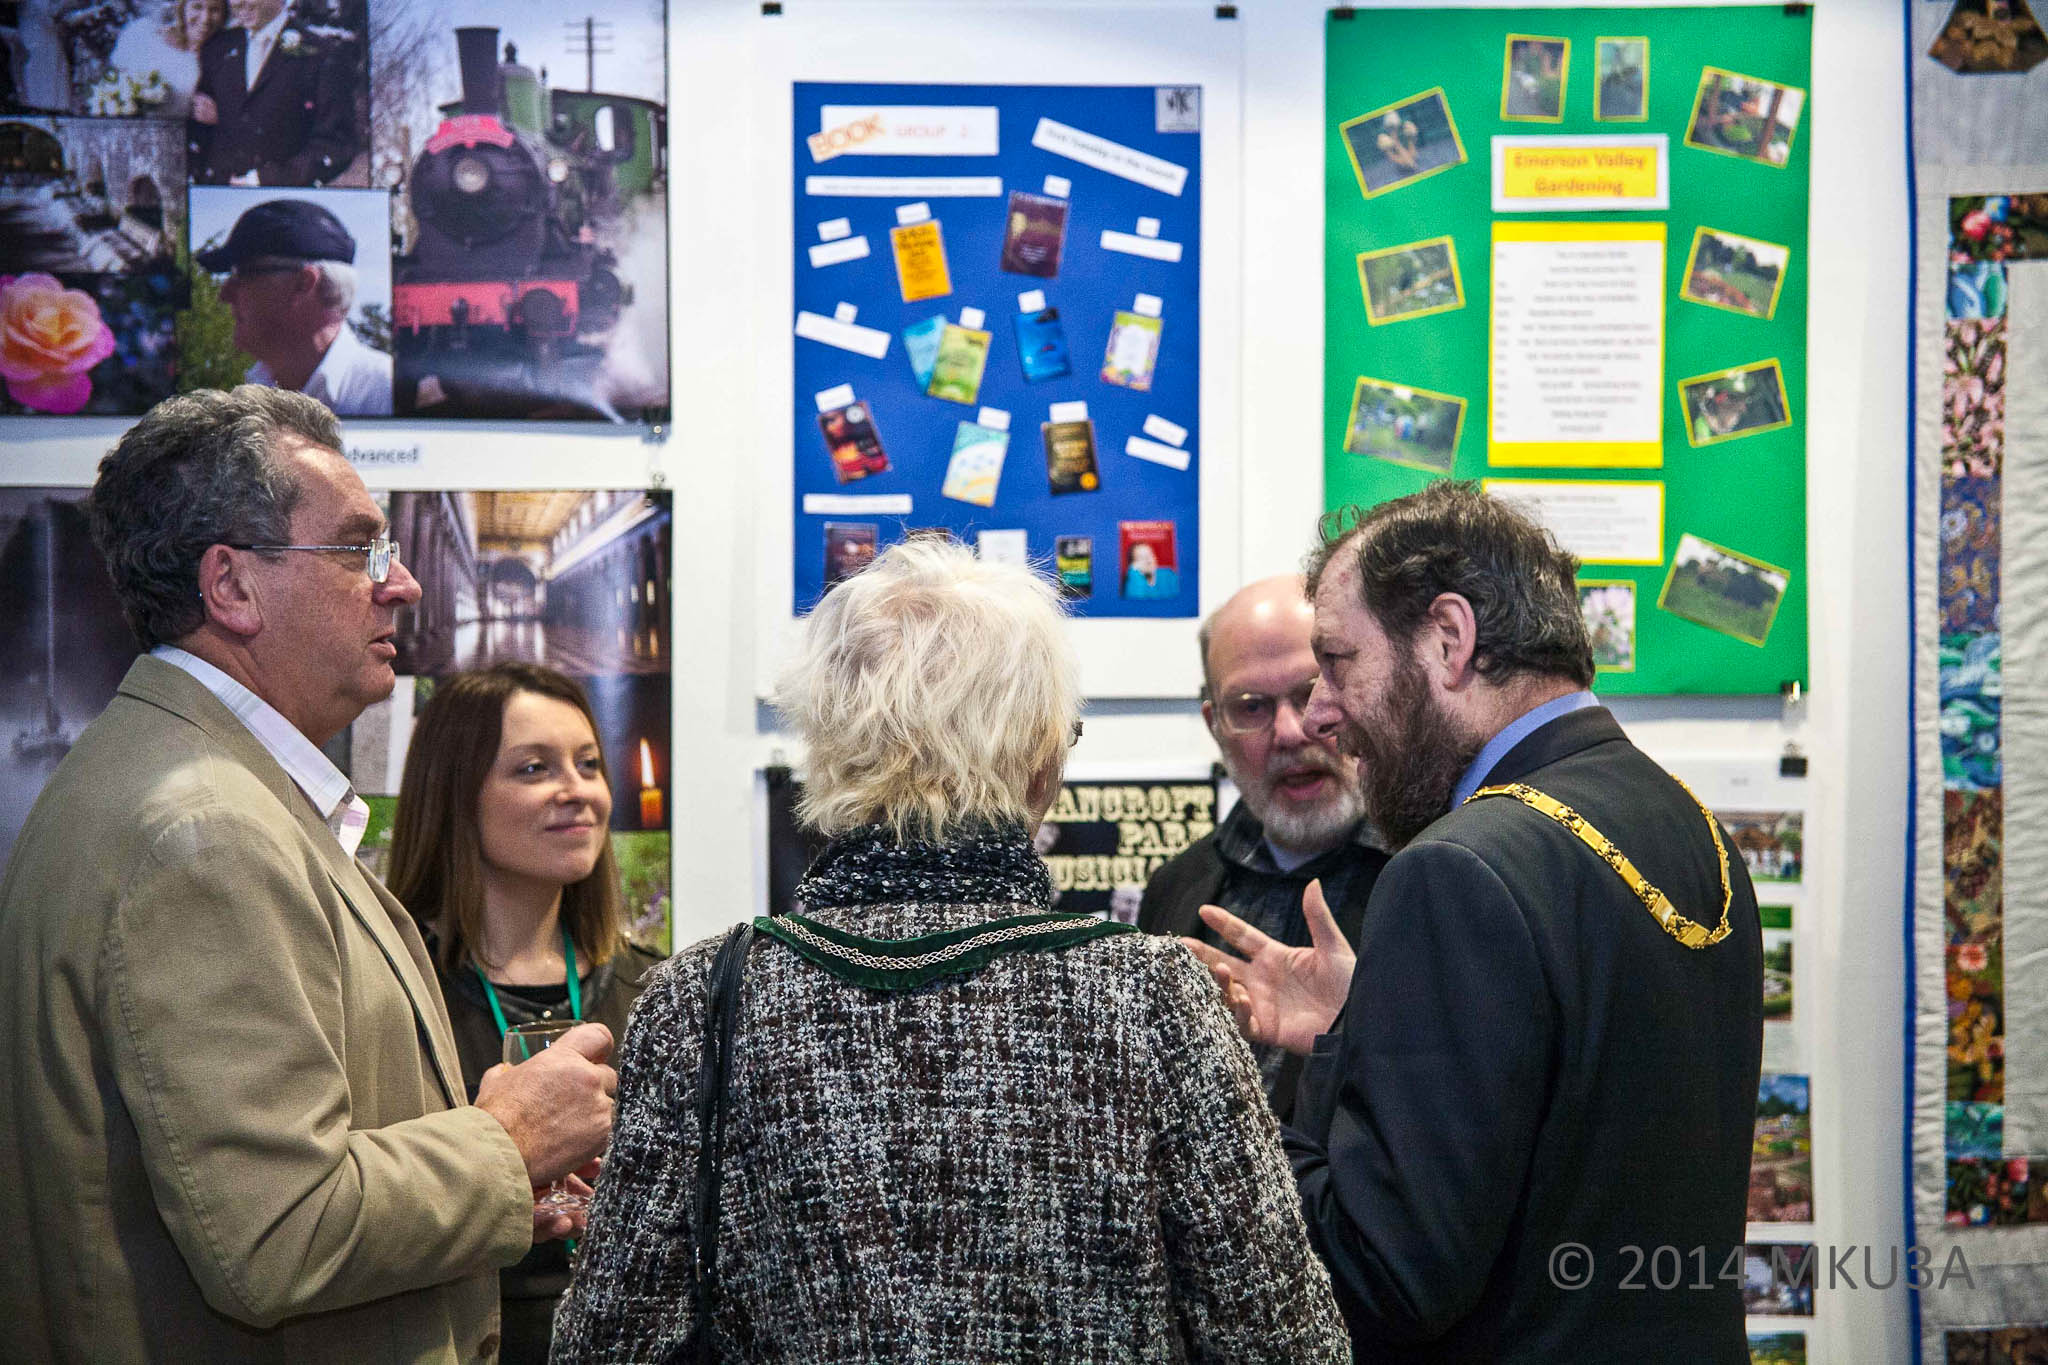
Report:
553,830,1348,1363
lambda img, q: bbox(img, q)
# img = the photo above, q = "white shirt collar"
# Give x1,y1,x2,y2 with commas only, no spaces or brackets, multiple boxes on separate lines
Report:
152,644,370,856
246,4,293,82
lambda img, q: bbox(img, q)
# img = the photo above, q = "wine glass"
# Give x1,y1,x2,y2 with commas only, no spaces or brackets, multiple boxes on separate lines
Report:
503,1020,590,1213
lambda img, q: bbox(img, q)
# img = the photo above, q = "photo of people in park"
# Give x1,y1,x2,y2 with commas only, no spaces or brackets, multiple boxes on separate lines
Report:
1686,66,1805,167
1356,236,1462,326
1718,809,1803,883
1339,87,1465,198
1679,359,1791,446
1682,227,1790,321
1741,1243,1815,1316
1577,580,1636,672
1594,36,1647,121
1659,532,1790,647
1500,35,1567,122
1343,375,1465,473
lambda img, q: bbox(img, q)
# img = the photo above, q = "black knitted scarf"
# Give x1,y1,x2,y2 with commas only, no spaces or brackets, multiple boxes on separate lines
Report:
792,823,1056,913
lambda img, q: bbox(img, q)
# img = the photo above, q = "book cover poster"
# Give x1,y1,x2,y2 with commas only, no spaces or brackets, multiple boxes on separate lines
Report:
1000,190,1069,277
791,82,1202,617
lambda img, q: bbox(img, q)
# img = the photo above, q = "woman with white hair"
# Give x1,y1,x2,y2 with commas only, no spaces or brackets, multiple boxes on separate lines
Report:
555,538,1347,1363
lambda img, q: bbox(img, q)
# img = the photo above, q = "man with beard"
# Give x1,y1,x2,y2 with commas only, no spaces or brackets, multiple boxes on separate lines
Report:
1138,575,1389,1121
1187,483,1762,1364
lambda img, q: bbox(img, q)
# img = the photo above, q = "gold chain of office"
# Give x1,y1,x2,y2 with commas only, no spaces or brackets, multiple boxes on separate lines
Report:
1463,778,1734,949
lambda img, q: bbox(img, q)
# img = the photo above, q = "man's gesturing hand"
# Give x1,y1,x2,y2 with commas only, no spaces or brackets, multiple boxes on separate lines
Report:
1181,878,1357,1057
475,1021,617,1186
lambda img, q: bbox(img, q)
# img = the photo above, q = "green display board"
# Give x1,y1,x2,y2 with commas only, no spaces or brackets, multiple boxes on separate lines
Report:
1324,6,1810,695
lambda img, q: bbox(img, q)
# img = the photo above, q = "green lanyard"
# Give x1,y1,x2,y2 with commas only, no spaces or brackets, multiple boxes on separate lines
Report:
478,929,582,1045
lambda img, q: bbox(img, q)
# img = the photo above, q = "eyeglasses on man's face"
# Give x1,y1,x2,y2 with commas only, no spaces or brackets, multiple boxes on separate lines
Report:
1214,677,1319,735
229,535,402,583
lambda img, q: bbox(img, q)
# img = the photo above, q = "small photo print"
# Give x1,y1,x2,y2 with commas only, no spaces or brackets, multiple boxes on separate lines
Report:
1356,236,1463,326
1012,306,1072,383
1742,1244,1815,1316
1043,418,1101,495
1338,87,1466,200
1658,533,1790,647
941,419,1008,507
1055,535,1094,598
1501,36,1570,122
1342,376,1465,474
818,399,890,483
1577,580,1636,673
1749,1073,1812,1222
1678,359,1791,447
823,522,878,587
1762,926,1793,1021
1747,1332,1807,1365
1681,228,1790,321
1101,309,1163,391
1119,520,1180,601
1716,809,1803,883
999,190,1069,278
904,314,946,389
1686,67,1806,167
891,218,952,302
926,322,991,405
1595,37,1649,121
183,185,394,415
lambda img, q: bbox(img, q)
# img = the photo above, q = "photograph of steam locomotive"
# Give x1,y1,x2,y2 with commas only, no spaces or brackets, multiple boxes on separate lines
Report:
371,0,669,420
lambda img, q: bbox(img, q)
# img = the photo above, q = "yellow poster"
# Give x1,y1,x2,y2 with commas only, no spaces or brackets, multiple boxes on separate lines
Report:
890,220,953,303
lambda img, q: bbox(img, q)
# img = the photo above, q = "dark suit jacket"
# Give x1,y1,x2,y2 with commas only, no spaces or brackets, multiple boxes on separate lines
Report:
189,20,358,185
1286,706,1762,1364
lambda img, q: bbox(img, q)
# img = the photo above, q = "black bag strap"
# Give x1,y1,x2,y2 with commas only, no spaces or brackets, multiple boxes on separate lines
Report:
688,920,753,1364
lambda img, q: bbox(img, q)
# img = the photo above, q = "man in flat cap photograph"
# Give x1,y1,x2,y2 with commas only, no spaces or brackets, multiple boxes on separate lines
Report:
194,193,393,416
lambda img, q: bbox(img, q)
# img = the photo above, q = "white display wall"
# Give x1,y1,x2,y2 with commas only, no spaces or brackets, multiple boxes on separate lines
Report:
0,0,1910,1358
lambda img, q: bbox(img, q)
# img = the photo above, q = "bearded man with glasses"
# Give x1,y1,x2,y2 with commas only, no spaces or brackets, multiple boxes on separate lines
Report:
1136,574,1390,1122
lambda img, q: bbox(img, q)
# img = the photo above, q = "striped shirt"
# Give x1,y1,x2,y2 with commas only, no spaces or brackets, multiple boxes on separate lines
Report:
151,645,370,856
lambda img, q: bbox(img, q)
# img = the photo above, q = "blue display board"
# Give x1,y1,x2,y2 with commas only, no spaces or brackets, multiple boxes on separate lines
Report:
791,82,1203,616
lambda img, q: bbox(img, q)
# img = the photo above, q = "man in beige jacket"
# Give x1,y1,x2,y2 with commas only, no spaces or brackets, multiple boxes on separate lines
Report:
0,386,617,1362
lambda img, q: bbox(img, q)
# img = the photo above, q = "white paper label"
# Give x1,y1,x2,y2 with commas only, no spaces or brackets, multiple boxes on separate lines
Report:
1042,174,1072,198
794,311,891,359
976,529,1030,564
895,201,932,226
1490,229,1663,449
806,176,1004,198
832,301,858,324
977,406,1011,432
804,493,914,515
1142,414,1188,447
814,105,1000,160
1048,400,1089,423
813,383,856,412
1480,479,1664,563
1136,217,1161,238
1031,117,1188,196
1100,230,1183,263
958,306,986,330
817,218,852,241
1017,289,1047,313
1124,436,1192,471
1132,293,1163,318
808,236,871,268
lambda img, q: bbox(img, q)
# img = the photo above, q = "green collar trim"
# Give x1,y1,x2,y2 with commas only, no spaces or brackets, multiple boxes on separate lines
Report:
752,910,1138,991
